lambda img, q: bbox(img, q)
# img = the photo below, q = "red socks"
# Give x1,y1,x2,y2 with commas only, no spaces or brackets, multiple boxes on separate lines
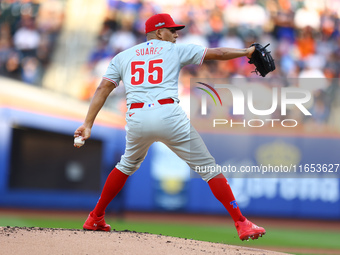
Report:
92,167,129,217
92,169,244,223
208,174,245,223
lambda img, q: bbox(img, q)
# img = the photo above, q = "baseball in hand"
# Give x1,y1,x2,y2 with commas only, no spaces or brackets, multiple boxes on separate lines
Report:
74,136,85,147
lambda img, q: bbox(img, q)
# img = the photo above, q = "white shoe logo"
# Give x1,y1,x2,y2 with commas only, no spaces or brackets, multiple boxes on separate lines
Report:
94,223,97,227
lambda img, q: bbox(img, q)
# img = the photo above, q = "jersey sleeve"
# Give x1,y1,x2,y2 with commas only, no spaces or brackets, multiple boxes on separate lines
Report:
176,44,207,67
103,56,121,87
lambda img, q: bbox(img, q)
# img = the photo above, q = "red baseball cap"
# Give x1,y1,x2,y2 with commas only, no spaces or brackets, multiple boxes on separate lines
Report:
145,13,185,34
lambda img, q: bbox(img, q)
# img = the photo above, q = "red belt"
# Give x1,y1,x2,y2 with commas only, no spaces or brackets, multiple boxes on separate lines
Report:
130,98,174,109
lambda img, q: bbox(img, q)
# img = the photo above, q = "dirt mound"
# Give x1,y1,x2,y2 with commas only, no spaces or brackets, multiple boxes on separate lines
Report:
0,226,287,255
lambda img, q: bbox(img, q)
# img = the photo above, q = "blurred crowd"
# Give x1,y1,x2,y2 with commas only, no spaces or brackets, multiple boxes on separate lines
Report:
89,0,340,78
0,0,64,85
1,0,340,130
84,0,340,130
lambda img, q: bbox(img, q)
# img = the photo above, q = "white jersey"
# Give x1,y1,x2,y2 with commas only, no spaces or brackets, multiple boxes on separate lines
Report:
103,39,207,105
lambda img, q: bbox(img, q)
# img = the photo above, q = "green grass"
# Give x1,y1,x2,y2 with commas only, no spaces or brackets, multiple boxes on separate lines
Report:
108,220,340,251
1,215,339,254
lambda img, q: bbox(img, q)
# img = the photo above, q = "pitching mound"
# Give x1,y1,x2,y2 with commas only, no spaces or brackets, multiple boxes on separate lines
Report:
0,226,287,255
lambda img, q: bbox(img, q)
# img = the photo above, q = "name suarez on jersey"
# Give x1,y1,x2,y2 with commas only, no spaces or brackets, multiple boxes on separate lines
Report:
136,47,163,56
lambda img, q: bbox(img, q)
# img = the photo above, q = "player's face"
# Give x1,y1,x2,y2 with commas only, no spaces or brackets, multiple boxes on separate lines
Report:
159,28,179,43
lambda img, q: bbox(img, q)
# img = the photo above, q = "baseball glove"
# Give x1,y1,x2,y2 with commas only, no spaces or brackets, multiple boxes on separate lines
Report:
248,43,275,77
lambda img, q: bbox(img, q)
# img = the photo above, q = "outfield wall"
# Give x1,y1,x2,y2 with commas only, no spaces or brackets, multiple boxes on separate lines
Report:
0,78,126,212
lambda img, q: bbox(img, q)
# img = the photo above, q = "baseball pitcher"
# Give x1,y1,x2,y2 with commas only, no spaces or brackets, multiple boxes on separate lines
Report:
74,13,266,241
